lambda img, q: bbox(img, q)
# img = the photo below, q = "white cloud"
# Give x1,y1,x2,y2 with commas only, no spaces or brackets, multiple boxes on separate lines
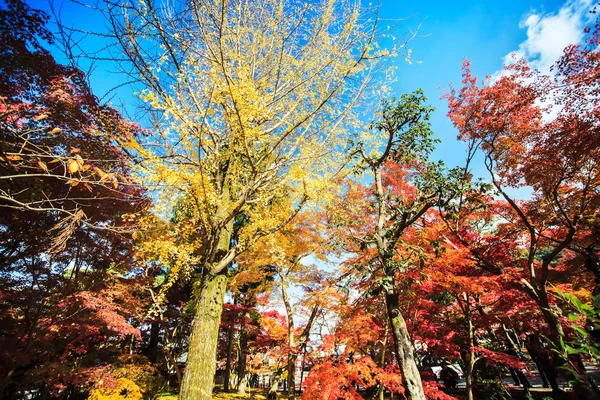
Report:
503,0,595,74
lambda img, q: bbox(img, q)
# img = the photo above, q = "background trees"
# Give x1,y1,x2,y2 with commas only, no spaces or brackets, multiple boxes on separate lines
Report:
0,1,151,398
1,0,599,399
444,22,600,398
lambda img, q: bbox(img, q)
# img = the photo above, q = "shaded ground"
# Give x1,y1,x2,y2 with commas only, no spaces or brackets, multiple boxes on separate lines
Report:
156,365,600,399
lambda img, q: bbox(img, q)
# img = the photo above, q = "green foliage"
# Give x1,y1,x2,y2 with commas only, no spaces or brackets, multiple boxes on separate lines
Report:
553,288,600,361
372,89,437,162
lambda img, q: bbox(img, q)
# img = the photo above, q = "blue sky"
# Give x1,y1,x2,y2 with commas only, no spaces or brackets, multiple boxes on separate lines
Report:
378,0,596,168
28,0,596,170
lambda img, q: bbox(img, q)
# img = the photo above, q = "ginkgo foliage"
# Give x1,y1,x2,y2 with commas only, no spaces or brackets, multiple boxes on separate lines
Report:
103,0,401,398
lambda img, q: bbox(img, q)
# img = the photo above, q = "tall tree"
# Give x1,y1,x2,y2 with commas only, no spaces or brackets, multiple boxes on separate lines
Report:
330,90,466,400
102,0,402,397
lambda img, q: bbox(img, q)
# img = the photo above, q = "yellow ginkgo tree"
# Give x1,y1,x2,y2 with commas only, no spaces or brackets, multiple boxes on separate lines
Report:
104,0,406,397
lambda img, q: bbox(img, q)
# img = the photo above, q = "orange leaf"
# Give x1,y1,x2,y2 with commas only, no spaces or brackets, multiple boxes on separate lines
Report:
6,155,23,161
34,114,49,121
94,167,107,180
48,127,61,134
37,161,48,172
66,179,79,187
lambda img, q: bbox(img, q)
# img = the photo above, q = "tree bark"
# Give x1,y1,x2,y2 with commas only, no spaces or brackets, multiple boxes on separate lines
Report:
374,320,389,400
464,303,476,400
385,288,426,400
147,321,160,363
223,322,234,392
179,271,228,400
287,353,297,399
269,367,284,396
281,274,296,400
237,326,249,394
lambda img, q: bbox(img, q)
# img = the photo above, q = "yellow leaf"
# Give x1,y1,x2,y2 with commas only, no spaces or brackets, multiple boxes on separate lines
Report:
102,172,115,183
66,179,79,187
48,127,61,134
75,154,84,167
34,114,49,121
68,160,79,174
37,161,48,172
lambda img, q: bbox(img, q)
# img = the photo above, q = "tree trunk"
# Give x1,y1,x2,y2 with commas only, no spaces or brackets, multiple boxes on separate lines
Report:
179,272,228,400
147,321,160,363
237,323,249,394
223,322,234,391
464,304,476,400
373,320,389,400
287,353,297,399
280,273,297,400
385,288,426,400
269,367,284,396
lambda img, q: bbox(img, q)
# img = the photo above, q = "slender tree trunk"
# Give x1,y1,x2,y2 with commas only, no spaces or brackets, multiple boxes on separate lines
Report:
385,287,426,400
179,271,228,400
269,367,284,397
581,246,600,296
464,303,476,400
280,273,297,400
287,353,297,399
224,322,234,392
147,321,160,363
237,325,249,394
374,321,389,400
299,347,307,395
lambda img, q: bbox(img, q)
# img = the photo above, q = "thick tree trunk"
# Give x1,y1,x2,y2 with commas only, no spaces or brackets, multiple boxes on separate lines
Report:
385,288,426,400
179,272,228,400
